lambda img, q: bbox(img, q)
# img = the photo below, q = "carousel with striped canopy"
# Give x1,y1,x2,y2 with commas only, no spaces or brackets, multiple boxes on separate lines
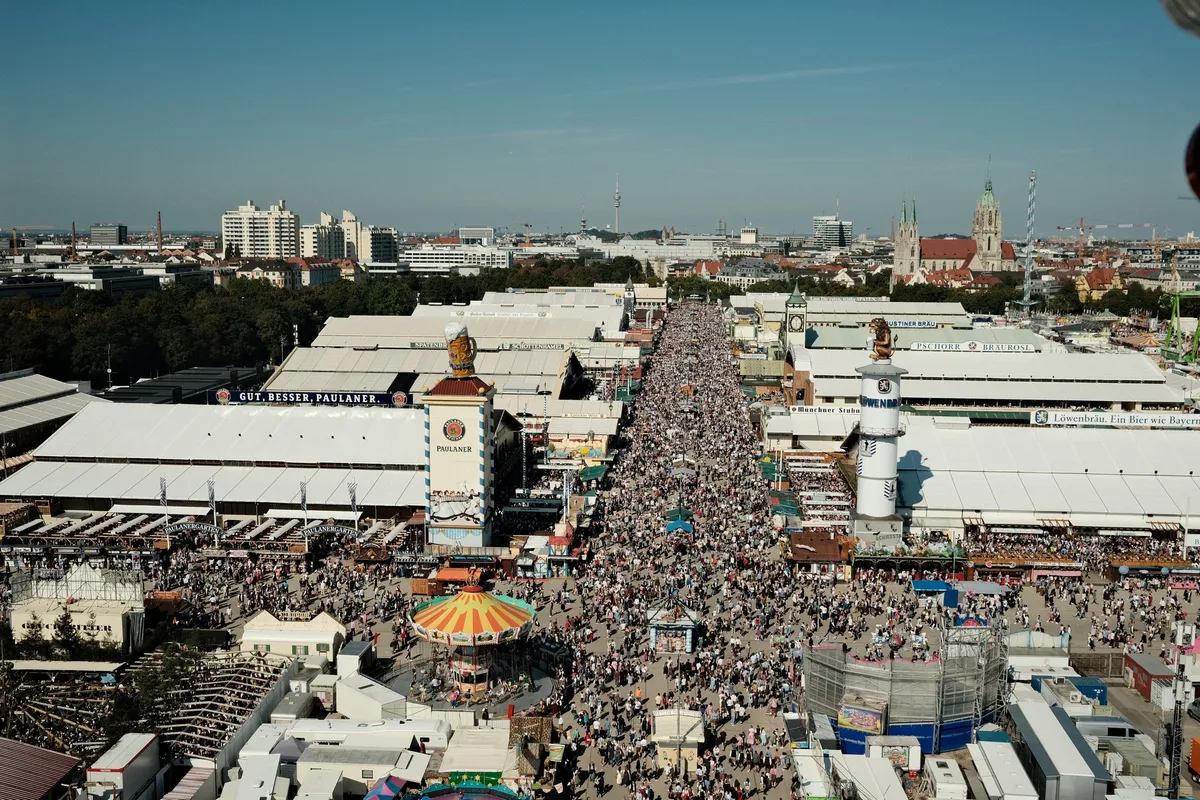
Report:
410,583,536,698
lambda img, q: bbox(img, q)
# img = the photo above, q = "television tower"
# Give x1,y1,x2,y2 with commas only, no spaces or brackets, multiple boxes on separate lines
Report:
614,174,621,235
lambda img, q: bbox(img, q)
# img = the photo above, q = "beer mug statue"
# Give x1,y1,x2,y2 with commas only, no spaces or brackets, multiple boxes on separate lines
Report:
444,321,477,378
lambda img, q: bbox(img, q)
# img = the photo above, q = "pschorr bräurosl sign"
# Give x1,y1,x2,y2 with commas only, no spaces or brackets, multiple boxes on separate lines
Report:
911,341,1037,353
1030,409,1200,429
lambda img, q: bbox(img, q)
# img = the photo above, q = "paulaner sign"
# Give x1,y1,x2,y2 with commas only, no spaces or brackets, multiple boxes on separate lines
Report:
212,390,409,406
912,341,1037,353
1031,409,1200,429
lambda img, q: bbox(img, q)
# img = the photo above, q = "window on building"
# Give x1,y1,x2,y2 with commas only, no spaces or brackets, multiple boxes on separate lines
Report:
292,645,309,656
361,770,374,780
253,644,271,652
316,642,330,653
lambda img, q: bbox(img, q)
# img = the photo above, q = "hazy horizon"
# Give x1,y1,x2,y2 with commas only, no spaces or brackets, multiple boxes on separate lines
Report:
6,0,1200,240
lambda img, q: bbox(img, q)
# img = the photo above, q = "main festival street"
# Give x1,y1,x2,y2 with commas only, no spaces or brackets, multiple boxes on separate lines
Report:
154,303,1200,800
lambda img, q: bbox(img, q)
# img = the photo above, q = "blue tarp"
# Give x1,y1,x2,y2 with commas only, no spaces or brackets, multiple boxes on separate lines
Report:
666,520,694,534
943,588,960,608
912,580,950,593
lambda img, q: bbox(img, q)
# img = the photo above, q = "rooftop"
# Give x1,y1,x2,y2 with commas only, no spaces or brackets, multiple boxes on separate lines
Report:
1008,702,1110,781
0,737,80,800
899,418,1200,527
312,315,598,349
99,365,265,404
26,402,425,468
0,369,107,436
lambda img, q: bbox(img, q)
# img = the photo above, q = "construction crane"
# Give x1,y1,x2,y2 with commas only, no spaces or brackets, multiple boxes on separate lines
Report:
1055,219,1156,256
8,226,54,258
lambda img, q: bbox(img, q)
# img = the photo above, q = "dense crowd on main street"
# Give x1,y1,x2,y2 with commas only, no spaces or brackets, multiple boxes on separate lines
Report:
5,302,1200,799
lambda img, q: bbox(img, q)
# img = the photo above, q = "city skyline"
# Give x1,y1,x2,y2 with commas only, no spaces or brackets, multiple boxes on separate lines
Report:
6,0,1200,238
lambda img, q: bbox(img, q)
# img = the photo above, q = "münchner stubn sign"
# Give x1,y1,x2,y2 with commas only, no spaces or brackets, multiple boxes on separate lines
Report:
1030,409,1200,429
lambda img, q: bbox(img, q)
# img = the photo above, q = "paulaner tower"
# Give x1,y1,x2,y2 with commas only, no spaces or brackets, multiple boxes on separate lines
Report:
852,318,906,547
423,321,496,548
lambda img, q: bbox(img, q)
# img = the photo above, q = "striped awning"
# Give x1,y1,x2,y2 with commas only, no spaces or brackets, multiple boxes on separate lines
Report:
410,585,535,646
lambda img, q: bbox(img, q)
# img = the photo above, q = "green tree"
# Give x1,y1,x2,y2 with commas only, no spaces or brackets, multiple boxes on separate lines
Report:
53,607,83,659
1048,289,1082,316
19,613,48,659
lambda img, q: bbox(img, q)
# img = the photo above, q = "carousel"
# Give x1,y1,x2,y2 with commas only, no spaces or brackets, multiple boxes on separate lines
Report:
410,583,536,699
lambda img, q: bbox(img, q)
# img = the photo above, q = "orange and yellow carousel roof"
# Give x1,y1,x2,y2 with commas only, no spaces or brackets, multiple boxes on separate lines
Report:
410,585,536,647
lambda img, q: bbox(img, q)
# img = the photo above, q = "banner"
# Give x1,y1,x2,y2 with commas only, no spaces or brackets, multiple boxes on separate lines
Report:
1031,409,1200,429
164,522,222,537
886,319,937,328
912,341,1037,353
213,389,409,406
787,406,860,415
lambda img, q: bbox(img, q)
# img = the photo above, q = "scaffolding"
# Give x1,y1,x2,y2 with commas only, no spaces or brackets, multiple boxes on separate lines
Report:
9,562,143,606
803,623,1005,753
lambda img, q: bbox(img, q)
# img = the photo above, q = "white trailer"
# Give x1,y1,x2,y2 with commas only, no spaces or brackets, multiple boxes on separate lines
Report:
87,733,160,800
925,756,968,800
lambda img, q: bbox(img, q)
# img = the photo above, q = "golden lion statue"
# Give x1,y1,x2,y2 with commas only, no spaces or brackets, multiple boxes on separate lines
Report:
868,317,893,361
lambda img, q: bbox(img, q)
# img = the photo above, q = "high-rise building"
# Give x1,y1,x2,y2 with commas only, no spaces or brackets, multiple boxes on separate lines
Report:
338,210,363,261
361,226,399,263
813,216,853,249
300,213,346,259
220,201,299,258
90,224,128,247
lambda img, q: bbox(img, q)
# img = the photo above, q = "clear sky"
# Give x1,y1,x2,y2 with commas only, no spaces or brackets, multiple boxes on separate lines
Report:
5,0,1200,239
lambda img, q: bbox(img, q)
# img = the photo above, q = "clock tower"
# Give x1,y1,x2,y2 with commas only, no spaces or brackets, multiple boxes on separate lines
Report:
784,283,807,359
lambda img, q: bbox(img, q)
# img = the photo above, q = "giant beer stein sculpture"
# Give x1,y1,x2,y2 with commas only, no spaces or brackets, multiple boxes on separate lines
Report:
444,321,477,378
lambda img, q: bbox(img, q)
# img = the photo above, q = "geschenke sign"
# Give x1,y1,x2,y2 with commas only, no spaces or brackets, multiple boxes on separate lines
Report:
212,389,409,406
1031,409,1200,429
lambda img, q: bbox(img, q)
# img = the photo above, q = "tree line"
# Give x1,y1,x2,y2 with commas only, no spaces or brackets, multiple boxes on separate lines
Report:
0,256,652,388
1,258,1189,388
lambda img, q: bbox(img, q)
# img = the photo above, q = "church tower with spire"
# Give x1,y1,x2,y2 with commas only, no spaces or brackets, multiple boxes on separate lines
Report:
893,199,920,283
972,173,1003,272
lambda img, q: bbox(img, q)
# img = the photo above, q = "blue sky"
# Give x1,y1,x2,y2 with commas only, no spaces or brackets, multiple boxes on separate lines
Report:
5,1,1200,239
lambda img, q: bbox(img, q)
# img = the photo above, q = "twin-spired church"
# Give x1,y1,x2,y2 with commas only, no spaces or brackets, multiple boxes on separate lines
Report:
892,178,1019,284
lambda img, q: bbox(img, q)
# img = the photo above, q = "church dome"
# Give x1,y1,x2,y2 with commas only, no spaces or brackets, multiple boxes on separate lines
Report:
978,177,998,208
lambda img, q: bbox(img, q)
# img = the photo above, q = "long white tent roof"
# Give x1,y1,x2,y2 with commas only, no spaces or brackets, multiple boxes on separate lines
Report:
264,347,571,394
0,461,423,508
0,371,108,435
411,302,624,331
493,397,623,418
28,403,425,468
898,419,1200,528
802,350,1182,406
312,315,598,349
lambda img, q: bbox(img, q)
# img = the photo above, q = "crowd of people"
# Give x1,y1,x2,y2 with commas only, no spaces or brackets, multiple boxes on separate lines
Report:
8,302,1200,800
964,529,1186,572
553,303,806,798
